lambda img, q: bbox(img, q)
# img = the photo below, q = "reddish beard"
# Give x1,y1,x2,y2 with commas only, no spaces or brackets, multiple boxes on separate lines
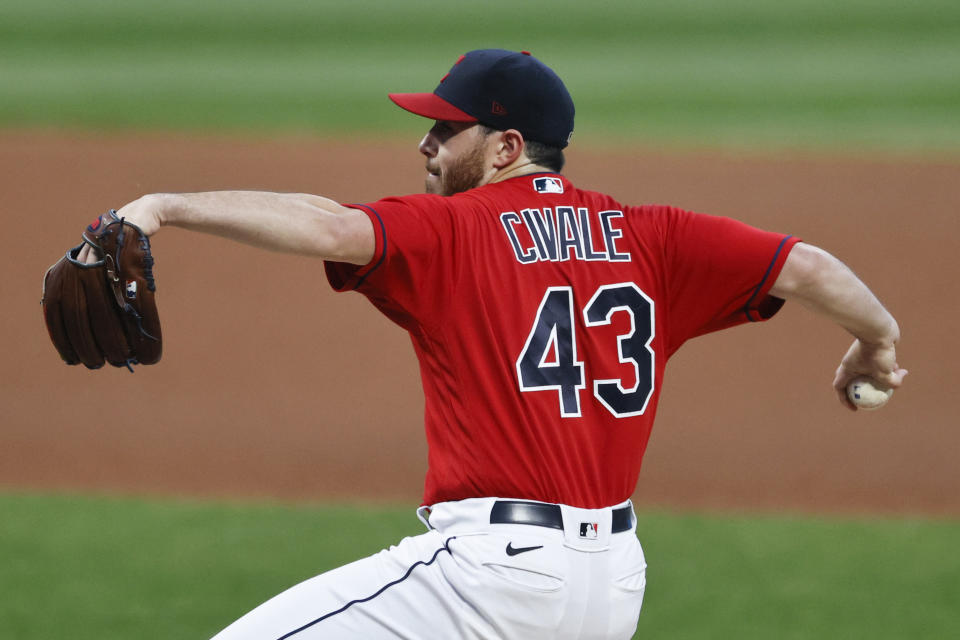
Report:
426,137,489,196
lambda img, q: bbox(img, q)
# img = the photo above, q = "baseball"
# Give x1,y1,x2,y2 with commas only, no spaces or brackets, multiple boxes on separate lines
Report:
846,376,893,410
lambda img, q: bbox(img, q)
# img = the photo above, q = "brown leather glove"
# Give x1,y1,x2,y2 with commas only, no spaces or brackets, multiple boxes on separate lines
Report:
42,210,162,370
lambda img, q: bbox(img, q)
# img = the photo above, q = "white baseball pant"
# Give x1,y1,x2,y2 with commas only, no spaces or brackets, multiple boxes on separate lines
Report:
210,498,647,639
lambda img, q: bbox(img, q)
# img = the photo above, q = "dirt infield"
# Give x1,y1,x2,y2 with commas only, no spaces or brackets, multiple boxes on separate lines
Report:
2,131,957,516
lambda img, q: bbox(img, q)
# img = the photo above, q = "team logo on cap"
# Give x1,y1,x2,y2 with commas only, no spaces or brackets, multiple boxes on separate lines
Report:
579,522,599,539
533,177,564,194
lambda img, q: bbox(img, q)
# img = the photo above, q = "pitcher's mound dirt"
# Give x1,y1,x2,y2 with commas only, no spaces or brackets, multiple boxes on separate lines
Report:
3,131,957,516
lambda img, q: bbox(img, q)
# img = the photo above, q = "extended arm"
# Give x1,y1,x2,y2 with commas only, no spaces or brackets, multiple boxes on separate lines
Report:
81,191,375,265
769,242,908,410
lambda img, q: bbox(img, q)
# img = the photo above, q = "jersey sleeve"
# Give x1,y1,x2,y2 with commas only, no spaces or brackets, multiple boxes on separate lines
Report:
323,194,460,333
658,206,800,355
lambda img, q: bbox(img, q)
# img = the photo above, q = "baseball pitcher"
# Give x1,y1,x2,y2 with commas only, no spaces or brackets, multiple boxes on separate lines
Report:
46,50,907,639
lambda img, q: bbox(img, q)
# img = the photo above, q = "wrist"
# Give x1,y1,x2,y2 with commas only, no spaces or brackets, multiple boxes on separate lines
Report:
859,319,900,348
124,193,177,236
145,192,180,229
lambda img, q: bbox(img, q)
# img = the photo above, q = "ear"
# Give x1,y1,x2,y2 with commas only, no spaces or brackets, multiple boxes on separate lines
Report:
491,129,526,169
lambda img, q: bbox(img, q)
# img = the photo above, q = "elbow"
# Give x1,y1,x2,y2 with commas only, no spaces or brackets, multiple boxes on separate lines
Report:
770,243,901,345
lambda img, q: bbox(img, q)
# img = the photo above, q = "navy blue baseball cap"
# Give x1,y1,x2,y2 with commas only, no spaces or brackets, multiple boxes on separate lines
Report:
389,49,575,149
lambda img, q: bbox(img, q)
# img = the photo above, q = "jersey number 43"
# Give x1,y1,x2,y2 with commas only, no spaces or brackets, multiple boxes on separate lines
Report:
516,283,655,419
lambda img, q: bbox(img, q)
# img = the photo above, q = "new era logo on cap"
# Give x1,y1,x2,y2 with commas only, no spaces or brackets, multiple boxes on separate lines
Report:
533,177,564,194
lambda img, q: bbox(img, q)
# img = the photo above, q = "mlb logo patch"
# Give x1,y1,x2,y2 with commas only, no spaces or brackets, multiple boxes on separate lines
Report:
125,280,138,299
579,522,599,539
533,176,564,194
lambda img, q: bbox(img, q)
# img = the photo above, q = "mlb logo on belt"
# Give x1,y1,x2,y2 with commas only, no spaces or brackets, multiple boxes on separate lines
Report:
579,522,599,539
533,176,564,194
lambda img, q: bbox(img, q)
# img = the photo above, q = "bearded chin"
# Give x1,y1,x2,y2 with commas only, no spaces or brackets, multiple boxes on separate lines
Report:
429,140,488,196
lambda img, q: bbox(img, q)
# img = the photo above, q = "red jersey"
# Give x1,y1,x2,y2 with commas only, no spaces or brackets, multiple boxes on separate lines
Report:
326,173,799,508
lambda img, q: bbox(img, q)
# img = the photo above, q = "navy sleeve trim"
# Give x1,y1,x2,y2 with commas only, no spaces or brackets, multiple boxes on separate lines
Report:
742,235,793,322
348,203,388,291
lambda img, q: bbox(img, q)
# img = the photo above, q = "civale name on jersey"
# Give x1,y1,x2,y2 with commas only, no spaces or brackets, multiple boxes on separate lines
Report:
500,206,631,264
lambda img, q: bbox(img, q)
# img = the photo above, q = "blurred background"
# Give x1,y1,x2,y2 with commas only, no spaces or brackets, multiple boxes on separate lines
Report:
1,1,958,638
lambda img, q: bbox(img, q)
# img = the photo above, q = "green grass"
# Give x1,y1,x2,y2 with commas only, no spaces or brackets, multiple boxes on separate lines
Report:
0,492,424,639
637,512,960,639
1,492,957,639
1,0,958,152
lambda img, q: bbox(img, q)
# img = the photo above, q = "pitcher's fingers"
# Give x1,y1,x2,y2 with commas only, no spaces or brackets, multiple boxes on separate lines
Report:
79,242,104,264
873,368,908,390
889,368,909,388
836,385,858,411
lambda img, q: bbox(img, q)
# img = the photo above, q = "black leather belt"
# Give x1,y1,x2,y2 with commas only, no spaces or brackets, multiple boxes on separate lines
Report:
489,500,633,533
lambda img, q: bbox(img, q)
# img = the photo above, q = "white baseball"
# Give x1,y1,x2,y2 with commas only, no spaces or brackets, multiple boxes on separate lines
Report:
846,376,893,410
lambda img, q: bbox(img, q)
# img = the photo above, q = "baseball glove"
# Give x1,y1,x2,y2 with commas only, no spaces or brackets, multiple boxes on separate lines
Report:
42,210,162,370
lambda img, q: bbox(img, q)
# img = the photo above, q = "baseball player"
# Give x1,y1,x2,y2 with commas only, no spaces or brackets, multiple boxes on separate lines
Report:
79,49,907,638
